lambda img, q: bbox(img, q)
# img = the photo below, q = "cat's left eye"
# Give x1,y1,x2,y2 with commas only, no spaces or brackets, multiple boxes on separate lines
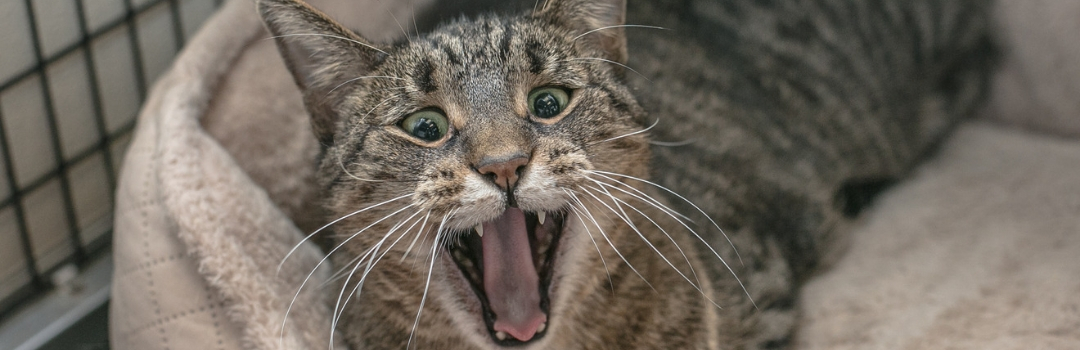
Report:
528,87,570,119
401,109,449,142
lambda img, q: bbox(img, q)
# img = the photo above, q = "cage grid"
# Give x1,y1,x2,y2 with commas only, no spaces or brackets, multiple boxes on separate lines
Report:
0,0,221,321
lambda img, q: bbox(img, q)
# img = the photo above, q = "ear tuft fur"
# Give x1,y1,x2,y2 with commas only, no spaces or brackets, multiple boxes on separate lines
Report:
536,0,627,65
258,0,385,145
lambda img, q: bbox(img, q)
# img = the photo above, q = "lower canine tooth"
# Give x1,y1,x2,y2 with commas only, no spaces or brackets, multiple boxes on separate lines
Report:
496,331,507,341
537,322,546,333
475,224,484,237
538,212,546,225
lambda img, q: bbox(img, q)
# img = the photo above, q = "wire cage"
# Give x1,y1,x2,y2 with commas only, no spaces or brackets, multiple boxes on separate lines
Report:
0,0,221,325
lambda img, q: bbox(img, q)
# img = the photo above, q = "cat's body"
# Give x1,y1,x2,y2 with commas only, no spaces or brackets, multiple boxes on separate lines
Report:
258,0,994,348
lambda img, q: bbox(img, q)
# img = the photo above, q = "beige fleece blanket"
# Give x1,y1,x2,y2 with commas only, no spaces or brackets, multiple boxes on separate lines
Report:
110,0,1080,349
108,1,430,349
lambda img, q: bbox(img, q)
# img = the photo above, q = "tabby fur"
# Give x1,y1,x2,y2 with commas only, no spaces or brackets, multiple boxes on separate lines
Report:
258,0,995,348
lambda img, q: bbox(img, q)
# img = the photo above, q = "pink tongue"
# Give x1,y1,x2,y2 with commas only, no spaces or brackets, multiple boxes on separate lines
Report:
481,208,547,341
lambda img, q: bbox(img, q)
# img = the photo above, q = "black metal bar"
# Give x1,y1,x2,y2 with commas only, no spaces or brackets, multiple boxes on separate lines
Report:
0,0,173,93
0,283,42,321
23,0,88,265
122,0,150,103
1,0,223,322
0,225,114,318
0,120,134,211
74,0,119,199
169,0,187,49
0,107,45,301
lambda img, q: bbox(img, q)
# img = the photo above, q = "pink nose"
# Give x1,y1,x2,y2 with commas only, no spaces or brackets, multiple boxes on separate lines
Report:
476,156,529,190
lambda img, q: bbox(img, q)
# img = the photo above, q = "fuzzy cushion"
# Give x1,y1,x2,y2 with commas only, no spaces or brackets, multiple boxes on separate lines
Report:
108,1,431,349
796,122,1080,349
987,0,1080,137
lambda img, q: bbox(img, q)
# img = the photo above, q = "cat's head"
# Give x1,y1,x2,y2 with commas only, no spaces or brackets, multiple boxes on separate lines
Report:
259,0,700,348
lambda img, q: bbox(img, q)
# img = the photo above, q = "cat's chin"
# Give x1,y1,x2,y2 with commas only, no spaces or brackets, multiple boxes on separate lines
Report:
445,208,567,346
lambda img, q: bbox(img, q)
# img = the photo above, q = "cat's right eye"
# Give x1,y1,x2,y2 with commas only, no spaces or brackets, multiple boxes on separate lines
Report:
401,109,449,142
528,87,570,119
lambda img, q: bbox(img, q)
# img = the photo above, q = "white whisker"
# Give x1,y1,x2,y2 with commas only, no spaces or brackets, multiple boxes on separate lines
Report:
563,57,650,81
590,118,659,146
590,170,743,263
338,156,388,183
283,202,415,346
278,193,412,273
410,1,419,43
407,209,457,349
362,92,407,119
579,186,721,309
587,172,694,223
566,190,655,292
649,139,696,147
589,170,756,308
332,209,426,333
563,190,614,294
400,211,432,262
330,249,371,349
327,75,406,96
571,24,669,41
324,209,425,286
588,177,728,294
375,0,412,42
582,181,702,289
266,33,387,55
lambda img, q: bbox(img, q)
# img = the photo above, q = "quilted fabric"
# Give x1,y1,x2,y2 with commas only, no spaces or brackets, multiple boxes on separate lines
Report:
108,0,430,349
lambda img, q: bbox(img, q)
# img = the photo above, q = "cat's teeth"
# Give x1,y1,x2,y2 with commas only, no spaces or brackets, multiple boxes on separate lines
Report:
538,212,546,226
475,224,484,237
537,322,546,333
495,331,507,341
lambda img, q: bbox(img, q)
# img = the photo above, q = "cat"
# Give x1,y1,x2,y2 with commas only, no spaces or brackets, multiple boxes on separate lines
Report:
257,0,995,348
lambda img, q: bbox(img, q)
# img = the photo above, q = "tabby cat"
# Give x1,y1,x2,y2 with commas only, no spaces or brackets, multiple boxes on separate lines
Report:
258,0,994,348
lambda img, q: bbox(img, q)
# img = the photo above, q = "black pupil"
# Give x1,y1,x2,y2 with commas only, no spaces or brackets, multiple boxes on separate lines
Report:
412,118,441,141
534,92,561,118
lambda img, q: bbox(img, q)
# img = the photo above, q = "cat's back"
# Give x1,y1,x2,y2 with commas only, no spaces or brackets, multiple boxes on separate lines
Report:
626,0,996,276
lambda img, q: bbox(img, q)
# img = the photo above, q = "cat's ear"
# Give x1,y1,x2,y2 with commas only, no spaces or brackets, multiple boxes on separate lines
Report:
258,0,385,144
536,0,627,65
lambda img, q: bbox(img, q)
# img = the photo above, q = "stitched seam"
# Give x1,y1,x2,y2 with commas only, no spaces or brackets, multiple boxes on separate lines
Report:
118,301,228,340
142,126,167,350
117,253,188,275
208,284,225,350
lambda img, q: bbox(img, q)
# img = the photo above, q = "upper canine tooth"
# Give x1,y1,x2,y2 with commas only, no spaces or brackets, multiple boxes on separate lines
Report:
538,212,546,226
475,224,484,237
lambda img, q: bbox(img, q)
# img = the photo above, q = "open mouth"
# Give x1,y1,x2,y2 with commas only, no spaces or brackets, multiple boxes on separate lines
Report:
447,208,564,346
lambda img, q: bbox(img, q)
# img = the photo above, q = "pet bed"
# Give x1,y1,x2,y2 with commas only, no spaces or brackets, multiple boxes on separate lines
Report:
109,0,1080,349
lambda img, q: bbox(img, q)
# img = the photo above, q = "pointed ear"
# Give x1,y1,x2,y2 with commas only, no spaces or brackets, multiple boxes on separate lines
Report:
536,0,627,65
257,0,385,145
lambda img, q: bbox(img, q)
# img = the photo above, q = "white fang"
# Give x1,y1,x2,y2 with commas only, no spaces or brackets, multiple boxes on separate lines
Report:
538,212,546,226
475,224,484,237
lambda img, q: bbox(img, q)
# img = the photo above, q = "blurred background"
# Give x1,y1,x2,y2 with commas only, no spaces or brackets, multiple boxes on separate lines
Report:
0,1,220,349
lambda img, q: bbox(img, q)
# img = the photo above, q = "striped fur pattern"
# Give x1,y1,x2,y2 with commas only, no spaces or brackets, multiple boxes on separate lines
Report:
258,0,995,348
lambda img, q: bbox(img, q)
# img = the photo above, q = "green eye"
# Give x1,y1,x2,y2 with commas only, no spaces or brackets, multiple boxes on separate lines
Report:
401,109,449,142
528,87,570,119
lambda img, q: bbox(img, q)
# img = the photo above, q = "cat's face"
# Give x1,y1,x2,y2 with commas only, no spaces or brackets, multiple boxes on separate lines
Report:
261,0,711,348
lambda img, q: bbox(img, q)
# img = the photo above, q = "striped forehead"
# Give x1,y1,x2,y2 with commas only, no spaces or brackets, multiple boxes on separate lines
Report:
359,15,588,125
410,16,580,88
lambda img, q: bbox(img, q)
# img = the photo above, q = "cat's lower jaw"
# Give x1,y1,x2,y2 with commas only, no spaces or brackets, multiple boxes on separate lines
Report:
447,209,566,346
